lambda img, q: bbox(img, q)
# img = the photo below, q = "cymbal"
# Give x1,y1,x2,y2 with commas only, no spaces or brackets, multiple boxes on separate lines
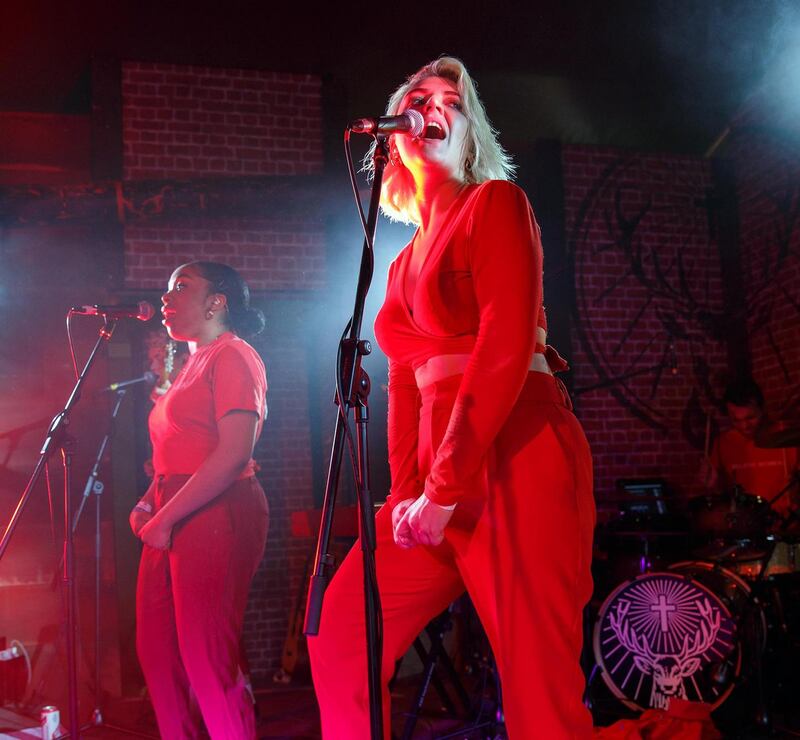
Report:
755,419,800,449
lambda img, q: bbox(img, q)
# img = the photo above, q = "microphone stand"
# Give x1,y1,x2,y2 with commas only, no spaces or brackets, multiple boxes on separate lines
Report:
0,318,118,740
70,390,155,738
304,134,387,739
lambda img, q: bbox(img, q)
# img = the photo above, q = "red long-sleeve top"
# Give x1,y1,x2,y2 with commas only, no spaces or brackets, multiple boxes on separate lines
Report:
374,180,546,507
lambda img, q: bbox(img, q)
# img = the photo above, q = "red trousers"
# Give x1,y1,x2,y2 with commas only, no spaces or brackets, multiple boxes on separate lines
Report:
136,475,269,740
309,373,595,739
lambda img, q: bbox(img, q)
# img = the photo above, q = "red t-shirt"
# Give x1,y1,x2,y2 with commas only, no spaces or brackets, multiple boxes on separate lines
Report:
149,332,267,477
710,428,798,516
374,180,544,506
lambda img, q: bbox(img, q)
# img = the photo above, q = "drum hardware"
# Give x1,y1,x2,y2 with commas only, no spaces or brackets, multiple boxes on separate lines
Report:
688,486,774,542
709,658,735,686
398,606,473,740
397,597,503,740
599,479,690,577
694,537,768,564
719,535,800,581
766,472,800,516
598,504,690,589
590,464,800,733
604,530,688,575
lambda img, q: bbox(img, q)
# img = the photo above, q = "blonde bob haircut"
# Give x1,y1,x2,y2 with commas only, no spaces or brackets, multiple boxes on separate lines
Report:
364,56,516,225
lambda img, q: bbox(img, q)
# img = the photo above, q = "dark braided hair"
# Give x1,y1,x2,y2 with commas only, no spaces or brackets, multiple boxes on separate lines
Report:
190,261,265,338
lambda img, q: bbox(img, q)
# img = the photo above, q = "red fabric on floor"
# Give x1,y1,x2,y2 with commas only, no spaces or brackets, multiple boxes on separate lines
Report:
594,699,721,739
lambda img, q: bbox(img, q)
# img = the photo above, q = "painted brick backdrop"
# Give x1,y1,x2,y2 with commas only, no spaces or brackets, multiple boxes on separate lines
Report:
124,218,326,291
122,62,322,180
562,146,729,510
727,127,800,412
237,305,319,674
121,61,325,681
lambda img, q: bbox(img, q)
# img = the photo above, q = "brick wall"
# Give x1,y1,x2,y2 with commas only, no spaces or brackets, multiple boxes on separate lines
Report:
124,218,326,292
121,61,325,681
122,62,322,180
562,146,728,508
727,128,800,412
238,305,319,675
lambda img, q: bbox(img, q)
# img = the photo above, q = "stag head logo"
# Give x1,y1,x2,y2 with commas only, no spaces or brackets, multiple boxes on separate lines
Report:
610,598,720,709
595,573,739,712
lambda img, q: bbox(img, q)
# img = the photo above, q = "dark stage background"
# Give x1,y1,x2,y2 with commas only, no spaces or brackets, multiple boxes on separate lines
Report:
0,0,798,721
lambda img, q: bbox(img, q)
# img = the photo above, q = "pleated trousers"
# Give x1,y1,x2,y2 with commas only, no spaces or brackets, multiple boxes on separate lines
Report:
136,475,268,740
310,372,595,739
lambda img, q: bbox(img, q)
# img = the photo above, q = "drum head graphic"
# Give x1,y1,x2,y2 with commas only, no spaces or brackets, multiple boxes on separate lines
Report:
594,571,740,711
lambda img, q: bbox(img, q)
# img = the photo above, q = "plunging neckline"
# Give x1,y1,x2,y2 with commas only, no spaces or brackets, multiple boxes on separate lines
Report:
400,184,475,318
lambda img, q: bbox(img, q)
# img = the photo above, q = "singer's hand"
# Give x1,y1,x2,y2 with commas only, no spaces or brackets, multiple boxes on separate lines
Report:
138,514,173,550
392,499,415,548
393,494,453,548
129,508,153,538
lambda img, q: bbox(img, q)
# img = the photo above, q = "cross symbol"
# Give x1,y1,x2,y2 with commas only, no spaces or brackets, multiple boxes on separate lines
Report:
651,594,676,632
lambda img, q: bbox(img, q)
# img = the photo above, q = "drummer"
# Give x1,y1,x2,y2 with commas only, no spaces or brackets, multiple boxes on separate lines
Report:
702,378,799,522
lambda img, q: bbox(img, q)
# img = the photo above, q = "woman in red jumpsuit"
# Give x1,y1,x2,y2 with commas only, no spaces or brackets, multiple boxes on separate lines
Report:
309,57,595,738
130,261,269,739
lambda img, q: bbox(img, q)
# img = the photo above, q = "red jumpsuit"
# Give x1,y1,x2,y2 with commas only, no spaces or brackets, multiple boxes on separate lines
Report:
309,181,596,738
136,332,269,739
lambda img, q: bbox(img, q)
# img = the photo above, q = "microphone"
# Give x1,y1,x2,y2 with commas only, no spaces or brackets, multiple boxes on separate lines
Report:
349,109,425,137
72,301,156,322
98,371,158,393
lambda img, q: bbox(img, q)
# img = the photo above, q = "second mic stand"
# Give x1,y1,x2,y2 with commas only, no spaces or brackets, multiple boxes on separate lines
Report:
0,317,119,740
71,389,156,738
304,134,389,739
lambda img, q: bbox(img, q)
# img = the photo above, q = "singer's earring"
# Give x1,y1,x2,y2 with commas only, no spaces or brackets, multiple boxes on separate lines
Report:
206,309,214,320
390,143,402,167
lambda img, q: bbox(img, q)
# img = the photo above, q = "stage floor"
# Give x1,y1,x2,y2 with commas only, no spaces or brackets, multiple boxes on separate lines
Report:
2,675,799,738
0,677,501,740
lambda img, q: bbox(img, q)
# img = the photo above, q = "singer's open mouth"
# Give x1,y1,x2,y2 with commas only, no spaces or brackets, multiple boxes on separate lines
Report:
422,122,446,140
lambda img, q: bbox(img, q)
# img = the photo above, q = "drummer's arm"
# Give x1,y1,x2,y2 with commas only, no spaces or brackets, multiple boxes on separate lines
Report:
700,439,723,491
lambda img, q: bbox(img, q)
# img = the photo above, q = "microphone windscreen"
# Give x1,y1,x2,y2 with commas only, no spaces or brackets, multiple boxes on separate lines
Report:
404,109,425,137
137,302,156,322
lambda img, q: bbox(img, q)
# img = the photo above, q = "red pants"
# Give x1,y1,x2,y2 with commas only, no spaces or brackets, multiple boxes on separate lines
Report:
309,373,595,739
136,475,269,740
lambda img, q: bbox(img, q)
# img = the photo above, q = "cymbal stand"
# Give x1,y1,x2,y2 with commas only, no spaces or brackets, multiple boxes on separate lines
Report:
734,495,800,734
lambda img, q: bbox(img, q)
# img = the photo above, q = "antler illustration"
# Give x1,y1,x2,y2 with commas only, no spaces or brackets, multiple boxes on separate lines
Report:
676,598,720,663
609,601,657,664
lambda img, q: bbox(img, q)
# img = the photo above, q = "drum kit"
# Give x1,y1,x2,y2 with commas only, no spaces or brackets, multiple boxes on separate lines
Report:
589,420,800,734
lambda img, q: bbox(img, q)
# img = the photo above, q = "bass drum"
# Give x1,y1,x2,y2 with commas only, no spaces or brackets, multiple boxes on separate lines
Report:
593,561,766,713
